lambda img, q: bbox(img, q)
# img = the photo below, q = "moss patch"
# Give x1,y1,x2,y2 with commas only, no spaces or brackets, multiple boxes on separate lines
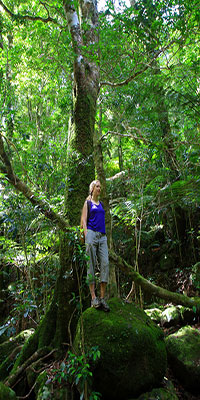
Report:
161,306,181,328
0,346,22,381
0,382,16,399
145,308,163,323
34,370,48,397
132,382,178,399
0,329,34,365
74,298,167,400
165,326,200,393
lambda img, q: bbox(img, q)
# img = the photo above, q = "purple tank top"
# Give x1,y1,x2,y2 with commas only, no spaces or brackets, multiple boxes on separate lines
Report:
87,201,106,234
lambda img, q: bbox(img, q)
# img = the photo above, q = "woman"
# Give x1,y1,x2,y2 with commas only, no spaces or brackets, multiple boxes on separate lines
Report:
81,180,110,312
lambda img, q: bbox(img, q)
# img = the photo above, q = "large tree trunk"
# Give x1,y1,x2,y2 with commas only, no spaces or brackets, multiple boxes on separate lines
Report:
2,2,101,392
64,0,100,225
152,63,179,175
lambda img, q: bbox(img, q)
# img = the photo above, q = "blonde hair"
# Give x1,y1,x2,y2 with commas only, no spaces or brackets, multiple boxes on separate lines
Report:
80,180,100,228
87,180,100,200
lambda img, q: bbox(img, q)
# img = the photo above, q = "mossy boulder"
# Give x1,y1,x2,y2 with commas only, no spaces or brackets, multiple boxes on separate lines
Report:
145,308,163,323
160,305,198,328
0,382,16,399
131,379,178,399
161,306,181,328
74,298,167,400
165,326,200,393
178,305,198,325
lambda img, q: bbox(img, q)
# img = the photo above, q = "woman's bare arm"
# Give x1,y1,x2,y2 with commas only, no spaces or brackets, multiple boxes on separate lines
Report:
81,201,88,237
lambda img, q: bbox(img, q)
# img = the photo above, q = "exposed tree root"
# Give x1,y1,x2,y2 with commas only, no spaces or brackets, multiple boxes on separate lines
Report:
4,347,53,389
17,381,37,400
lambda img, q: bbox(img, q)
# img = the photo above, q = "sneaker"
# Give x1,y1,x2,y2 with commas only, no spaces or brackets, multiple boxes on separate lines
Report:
100,298,110,312
91,297,101,309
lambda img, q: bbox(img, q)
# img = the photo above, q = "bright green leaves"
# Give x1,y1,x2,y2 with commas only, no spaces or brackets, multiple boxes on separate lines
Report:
52,347,101,400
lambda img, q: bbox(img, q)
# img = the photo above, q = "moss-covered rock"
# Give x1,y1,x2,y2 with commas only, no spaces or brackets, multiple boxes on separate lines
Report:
131,379,178,399
145,308,163,323
178,305,198,325
74,298,167,400
161,306,181,328
165,326,200,393
0,382,16,399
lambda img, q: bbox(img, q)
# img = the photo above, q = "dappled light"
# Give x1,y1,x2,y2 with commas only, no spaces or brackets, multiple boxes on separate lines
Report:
0,0,199,399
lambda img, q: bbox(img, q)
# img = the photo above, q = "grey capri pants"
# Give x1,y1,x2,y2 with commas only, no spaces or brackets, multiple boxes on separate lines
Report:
85,229,109,284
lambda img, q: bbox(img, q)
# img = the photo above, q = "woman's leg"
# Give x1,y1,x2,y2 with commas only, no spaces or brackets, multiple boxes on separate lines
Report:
86,230,100,307
89,283,96,300
85,230,97,285
98,235,109,285
100,281,107,298
98,236,110,311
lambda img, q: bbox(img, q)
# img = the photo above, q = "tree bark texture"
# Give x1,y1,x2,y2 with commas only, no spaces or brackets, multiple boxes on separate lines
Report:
153,63,179,174
63,0,100,225
14,0,100,362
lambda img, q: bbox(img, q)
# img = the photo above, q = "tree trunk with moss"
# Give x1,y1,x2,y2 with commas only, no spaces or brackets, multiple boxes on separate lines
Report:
1,1,100,393
64,0,99,225
152,63,179,175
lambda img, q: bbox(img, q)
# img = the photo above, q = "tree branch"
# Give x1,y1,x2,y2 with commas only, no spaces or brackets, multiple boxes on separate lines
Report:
0,0,62,26
0,134,69,231
110,250,200,309
101,129,149,145
100,45,172,88
4,347,54,388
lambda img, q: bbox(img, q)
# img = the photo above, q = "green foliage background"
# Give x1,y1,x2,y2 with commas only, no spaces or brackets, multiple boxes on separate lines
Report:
0,0,200,333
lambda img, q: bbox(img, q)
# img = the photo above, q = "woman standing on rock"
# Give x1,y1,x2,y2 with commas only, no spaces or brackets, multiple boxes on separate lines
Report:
81,180,110,312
